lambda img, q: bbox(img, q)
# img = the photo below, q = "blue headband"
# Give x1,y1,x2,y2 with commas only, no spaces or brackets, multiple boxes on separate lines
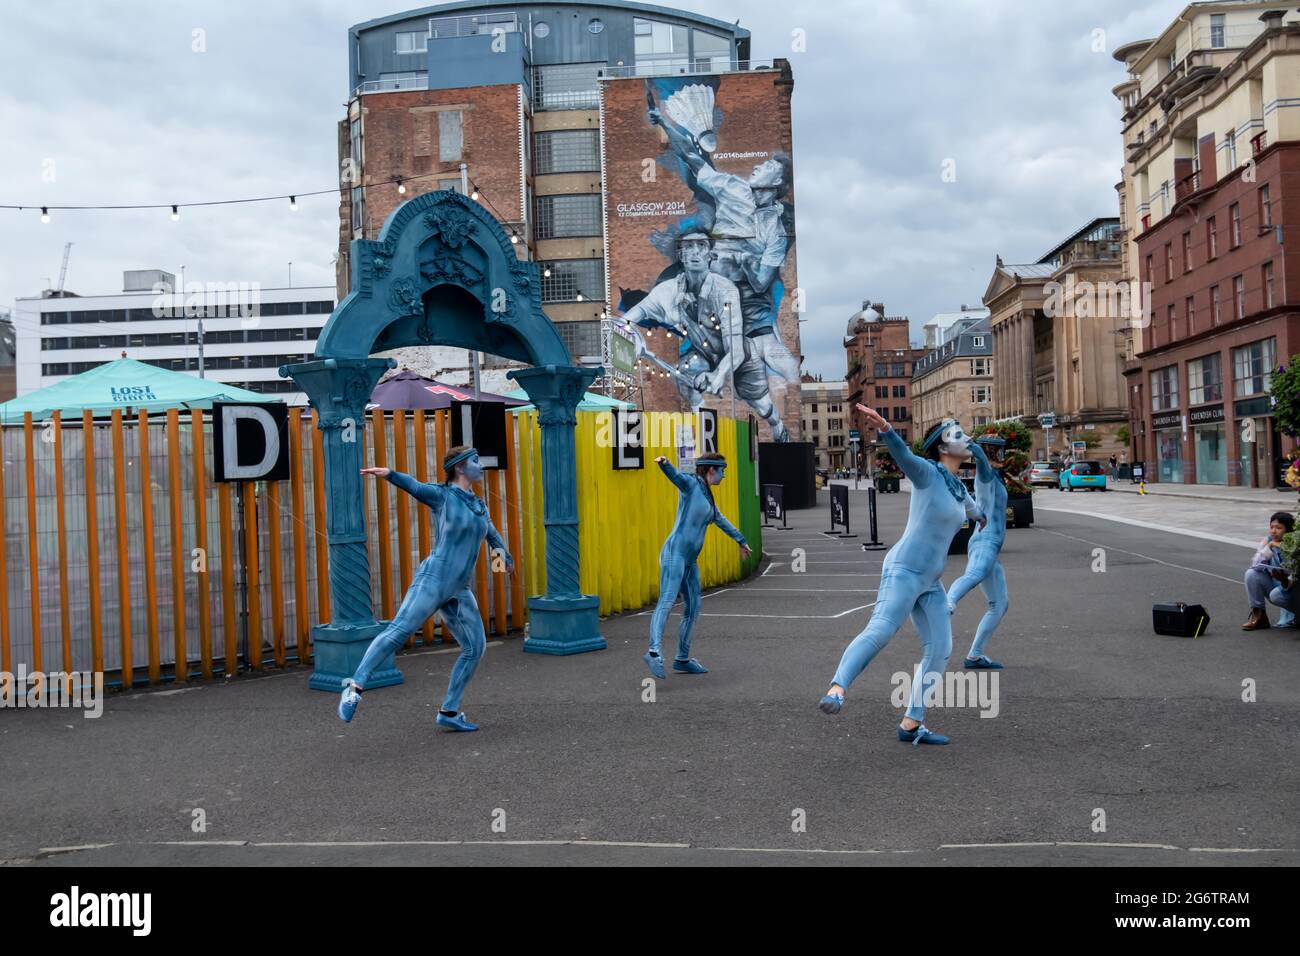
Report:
696,455,726,468
922,421,951,452
444,447,478,472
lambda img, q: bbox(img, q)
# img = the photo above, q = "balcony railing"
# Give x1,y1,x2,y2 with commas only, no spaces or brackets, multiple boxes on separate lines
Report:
354,74,427,95
1174,169,1201,203
599,59,783,79
427,12,520,39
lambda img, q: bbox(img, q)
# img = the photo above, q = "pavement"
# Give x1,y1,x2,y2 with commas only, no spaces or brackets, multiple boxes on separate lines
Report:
3,486,1299,867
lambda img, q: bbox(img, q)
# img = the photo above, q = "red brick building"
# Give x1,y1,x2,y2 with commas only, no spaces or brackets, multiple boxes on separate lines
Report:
843,303,925,457
1133,138,1299,487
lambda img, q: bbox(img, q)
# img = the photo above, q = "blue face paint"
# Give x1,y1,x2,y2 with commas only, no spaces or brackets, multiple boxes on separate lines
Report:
713,467,726,484
462,455,484,482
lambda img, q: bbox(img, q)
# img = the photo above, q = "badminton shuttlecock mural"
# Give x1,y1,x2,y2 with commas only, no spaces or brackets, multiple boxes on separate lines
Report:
662,83,719,153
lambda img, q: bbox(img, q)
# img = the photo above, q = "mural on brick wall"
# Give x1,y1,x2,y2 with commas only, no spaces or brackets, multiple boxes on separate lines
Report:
608,75,800,441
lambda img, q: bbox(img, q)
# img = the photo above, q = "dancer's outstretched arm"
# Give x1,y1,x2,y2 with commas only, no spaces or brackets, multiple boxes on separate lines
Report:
361,467,446,508
969,440,994,482
654,455,695,492
485,520,515,573
856,404,931,488
711,509,752,558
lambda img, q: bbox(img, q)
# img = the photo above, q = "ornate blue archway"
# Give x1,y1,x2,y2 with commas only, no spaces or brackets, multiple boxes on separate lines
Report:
282,191,604,692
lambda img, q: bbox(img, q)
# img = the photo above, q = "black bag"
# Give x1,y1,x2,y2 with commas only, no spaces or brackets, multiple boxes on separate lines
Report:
1153,603,1210,638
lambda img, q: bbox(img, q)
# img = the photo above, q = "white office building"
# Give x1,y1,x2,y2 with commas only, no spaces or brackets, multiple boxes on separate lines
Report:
14,271,335,406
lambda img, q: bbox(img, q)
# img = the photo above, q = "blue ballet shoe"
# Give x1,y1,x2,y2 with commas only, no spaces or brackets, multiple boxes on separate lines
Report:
898,724,949,746
963,655,1004,670
819,692,844,715
673,657,708,674
643,651,666,680
337,679,361,723
436,711,478,732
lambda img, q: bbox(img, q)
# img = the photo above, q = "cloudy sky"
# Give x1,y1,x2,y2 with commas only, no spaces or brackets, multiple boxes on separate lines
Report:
1,0,1186,378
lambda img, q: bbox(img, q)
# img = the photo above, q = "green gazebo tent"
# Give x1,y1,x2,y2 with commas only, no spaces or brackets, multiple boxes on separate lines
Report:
0,357,279,423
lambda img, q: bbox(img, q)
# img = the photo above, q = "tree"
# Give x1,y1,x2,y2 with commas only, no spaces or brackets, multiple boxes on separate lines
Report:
1269,359,1300,436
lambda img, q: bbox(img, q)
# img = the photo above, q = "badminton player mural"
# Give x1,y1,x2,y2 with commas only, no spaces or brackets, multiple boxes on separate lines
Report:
605,71,801,441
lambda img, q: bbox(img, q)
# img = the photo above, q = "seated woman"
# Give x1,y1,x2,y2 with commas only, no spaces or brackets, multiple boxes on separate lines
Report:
1242,511,1296,630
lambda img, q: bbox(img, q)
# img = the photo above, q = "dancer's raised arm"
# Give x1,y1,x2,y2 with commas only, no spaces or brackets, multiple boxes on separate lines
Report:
969,439,994,483
654,454,695,492
855,404,931,488
361,467,446,508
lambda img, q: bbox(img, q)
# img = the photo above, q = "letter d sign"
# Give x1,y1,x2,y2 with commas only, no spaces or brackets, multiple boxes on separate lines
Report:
212,403,290,482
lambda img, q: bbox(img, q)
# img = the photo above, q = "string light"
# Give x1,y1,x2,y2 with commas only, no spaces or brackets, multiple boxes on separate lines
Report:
170,204,179,221
396,178,406,194
543,266,551,278
470,188,479,200
289,195,298,211
576,292,583,302
40,207,49,223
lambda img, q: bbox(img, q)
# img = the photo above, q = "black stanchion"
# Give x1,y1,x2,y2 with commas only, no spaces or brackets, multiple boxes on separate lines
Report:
823,482,856,538
762,483,790,530
861,485,887,551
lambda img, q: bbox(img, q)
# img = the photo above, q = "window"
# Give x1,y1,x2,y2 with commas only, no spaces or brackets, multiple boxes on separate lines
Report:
1233,274,1245,320
438,110,463,162
539,259,605,303
972,335,985,347
1206,216,1217,259
811,419,820,431
1260,184,1273,228
1230,202,1241,248
534,130,600,174
1233,338,1276,396
1167,303,1177,339
892,385,905,398
1227,130,1238,170
874,385,887,398
555,319,602,360
1150,365,1179,411
1181,231,1191,273
972,385,991,404
972,358,990,376
634,17,689,75
892,407,908,421
1186,295,1195,334
1187,353,1222,405
692,29,731,73
351,185,365,233
811,404,818,413
1210,284,1221,325
349,117,363,169
1144,253,1154,283
534,194,601,239
533,62,603,111
1164,242,1174,281
395,30,428,54
1210,13,1225,48
1264,261,1275,309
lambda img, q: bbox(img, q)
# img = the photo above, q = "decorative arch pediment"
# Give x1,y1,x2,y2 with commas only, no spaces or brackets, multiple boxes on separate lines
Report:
315,190,572,368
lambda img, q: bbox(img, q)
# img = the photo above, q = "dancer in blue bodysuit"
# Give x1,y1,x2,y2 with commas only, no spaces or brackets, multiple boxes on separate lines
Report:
820,407,983,745
946,434,1009,669
645,452,753,678
337,446,514,732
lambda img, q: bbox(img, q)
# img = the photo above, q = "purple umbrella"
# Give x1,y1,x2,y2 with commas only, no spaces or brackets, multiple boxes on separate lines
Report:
368,370,527,410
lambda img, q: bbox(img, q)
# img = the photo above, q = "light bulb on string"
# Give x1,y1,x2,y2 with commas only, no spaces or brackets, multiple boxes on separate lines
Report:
471,188,479,200
543,266,551,278
40,207,49,224
396,178,406,194
289,195,298,211
576,292,584,302
510,234,519,245
170,205,179,221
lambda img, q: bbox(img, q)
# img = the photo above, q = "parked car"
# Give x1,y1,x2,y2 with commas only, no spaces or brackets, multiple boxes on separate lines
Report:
1028,461,1059,486
1058,460,1108,492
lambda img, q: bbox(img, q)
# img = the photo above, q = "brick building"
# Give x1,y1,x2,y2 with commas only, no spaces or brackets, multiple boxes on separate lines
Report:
911,311,994,439
338,2,802,436
1116,4,1300,485
843,302,925,452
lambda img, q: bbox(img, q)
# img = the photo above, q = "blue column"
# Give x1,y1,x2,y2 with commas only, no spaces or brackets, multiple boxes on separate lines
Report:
508,365,606,655
280,357,403,691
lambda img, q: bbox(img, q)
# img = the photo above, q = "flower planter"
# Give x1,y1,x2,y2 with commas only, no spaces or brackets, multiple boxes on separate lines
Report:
1007,491,1034,528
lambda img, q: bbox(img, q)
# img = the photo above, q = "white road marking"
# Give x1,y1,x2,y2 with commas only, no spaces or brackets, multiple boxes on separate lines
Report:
702,602,875,619
1033,502,1256,549
1037,528,1243,585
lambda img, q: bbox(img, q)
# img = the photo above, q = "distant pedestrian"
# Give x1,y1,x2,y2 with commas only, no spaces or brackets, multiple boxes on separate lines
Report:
1108,454,1118,479
1243,512,1297,630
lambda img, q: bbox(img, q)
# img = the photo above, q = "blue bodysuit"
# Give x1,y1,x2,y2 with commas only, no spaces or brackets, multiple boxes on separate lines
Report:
351,471,511,713
946,442,1009,661
649,459,748,660
829,427,982,720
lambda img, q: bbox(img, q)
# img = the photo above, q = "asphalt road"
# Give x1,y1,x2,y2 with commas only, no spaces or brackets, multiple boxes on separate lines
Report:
3,487,1298,867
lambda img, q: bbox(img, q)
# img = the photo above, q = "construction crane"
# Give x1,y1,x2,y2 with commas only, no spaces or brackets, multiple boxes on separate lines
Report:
56,242,73,294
